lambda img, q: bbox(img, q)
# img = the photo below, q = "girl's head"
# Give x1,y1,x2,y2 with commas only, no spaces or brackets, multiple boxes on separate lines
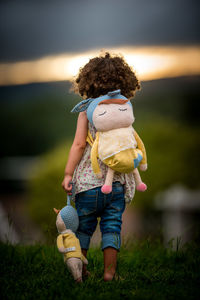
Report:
74,52,140,99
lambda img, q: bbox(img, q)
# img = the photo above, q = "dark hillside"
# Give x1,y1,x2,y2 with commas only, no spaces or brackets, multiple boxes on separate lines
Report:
0,76,199,157
134,76,200,125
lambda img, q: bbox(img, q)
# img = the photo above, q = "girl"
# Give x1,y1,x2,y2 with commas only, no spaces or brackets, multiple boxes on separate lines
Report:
62,52,140,281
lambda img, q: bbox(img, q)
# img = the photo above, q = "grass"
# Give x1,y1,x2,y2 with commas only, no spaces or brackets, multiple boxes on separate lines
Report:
0,240,200,300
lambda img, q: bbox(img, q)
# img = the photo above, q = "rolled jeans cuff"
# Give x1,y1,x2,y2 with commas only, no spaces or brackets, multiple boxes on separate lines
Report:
76,231,91,250
102,232,121,251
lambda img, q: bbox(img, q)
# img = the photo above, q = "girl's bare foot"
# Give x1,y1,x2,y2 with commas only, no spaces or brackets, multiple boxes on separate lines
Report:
104,271,115,281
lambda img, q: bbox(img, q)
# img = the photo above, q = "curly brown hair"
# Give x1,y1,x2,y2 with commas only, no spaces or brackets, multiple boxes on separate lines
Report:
73,52,140,99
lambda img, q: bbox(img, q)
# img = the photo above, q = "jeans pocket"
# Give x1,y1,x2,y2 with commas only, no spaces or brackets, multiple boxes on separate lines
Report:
75,189,97,216
110,184,125,212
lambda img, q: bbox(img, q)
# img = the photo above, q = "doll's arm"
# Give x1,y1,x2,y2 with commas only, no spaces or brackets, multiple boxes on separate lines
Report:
91,132,102,178
57,235,68,253
134,130,147,171
62,112,88,192
86,129,94,147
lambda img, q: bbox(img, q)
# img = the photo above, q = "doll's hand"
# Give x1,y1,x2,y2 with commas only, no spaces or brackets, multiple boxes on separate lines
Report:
62,174,73,194
140,164,147,171
58,247,68,253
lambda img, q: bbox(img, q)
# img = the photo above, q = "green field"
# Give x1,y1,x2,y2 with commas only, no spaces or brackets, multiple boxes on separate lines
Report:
0,241,199,300
1,77,200,300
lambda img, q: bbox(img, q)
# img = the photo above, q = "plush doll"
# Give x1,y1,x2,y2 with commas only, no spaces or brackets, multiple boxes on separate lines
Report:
72,89,147,194
54,195,88,283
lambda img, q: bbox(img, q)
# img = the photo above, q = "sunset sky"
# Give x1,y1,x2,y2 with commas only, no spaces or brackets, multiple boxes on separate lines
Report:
0,0,199,86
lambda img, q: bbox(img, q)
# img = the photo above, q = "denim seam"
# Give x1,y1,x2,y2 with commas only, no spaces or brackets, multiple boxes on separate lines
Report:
109,196,125,212
109,204,124,212
112,189,123,197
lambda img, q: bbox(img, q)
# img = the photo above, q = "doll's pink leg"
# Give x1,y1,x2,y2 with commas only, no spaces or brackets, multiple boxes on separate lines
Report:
136,182,147,192
133,169,147,192
101,168,114,194
66,258,83,282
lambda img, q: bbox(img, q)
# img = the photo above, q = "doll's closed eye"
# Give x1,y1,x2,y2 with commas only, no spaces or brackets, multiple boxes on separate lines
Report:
98,111,107,116
119,108,127,111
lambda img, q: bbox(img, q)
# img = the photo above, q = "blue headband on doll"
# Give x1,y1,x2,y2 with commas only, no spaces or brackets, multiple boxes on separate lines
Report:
71,89,131,125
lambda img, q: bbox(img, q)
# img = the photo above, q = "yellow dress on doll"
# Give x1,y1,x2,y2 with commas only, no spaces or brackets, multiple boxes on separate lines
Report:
88,126,147,175
57,231,86,262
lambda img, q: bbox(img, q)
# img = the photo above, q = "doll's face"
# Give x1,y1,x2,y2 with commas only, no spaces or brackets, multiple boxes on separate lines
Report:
92,102,134,132
56,213,66,233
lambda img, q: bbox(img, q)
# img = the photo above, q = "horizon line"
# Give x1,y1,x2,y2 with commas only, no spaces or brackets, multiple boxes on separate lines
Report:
0,45,200,86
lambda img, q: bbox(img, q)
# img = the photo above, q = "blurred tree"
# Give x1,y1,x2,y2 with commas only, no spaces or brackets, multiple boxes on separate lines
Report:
0,82,81,157
27,117,200,242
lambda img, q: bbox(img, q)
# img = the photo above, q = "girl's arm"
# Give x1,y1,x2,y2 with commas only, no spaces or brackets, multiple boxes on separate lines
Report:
62,111,88,193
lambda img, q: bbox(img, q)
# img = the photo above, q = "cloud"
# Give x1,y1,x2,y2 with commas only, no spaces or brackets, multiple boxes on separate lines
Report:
0,0,199,62
1,46,200,86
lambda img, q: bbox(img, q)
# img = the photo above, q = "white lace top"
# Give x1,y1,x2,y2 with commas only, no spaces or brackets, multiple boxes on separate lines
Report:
72,123,135,203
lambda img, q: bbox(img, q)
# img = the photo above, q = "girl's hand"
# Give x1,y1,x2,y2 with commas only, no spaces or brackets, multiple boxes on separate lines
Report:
62,174,73,194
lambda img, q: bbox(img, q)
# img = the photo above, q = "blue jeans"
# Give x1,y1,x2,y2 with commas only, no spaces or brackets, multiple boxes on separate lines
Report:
75,181,125,251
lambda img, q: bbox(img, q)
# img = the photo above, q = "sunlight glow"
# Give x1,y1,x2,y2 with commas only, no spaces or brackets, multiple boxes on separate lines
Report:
0,46,200,86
